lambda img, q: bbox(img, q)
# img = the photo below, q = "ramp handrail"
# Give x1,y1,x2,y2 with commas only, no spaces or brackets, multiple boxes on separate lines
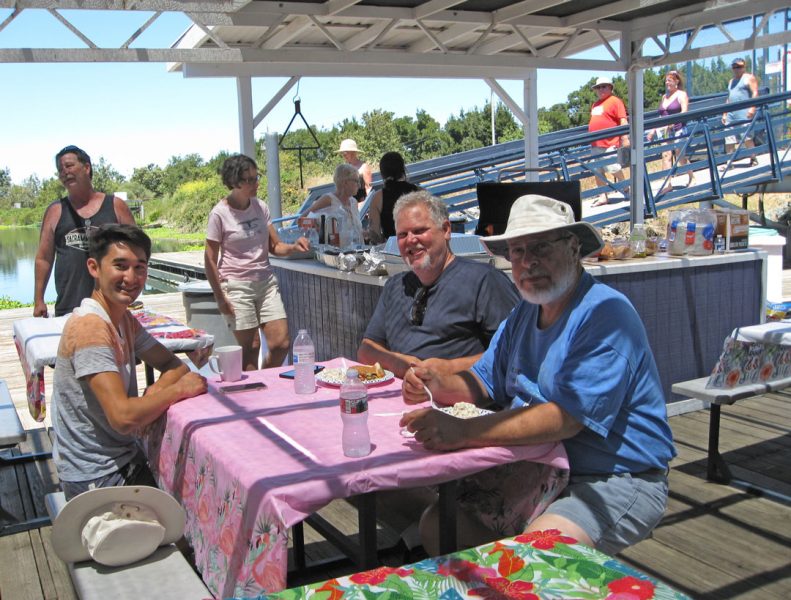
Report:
276,89,791,231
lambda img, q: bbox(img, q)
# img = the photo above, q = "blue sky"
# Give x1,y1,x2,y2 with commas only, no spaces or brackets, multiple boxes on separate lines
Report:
0,9,603,183
1,8,784,184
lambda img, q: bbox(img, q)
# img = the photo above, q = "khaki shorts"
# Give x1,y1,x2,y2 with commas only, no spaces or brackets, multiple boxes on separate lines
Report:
221,276,286,331
591,146,623,175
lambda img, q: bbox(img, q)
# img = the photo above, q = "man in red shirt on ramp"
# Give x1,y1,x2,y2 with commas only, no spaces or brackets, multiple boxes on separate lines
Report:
588,77,630,207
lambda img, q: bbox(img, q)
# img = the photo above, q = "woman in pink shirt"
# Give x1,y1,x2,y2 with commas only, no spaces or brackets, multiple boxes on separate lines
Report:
204,155,310,370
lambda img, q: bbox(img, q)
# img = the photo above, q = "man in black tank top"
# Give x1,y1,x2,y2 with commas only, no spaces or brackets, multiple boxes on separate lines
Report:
33,146,136,317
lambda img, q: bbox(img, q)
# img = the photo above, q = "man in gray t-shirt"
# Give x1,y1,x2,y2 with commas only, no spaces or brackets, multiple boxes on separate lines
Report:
53,224,207,500
359,191,518,379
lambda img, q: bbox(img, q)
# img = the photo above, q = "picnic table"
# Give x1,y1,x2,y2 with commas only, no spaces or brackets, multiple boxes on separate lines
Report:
144,358,570,598
12,308,214,421
674,320,791,484
251,531,691,599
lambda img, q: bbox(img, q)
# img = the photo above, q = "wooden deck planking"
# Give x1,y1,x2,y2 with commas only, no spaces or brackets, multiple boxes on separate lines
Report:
1,268,791,597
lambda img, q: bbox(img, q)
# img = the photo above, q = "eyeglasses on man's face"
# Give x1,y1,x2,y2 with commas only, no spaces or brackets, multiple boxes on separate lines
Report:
410,286,429,326
239,174,260,185
731,64,744,70
506,235,572,262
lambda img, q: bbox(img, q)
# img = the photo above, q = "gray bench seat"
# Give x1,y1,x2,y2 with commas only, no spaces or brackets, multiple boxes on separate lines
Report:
672,375,791,484
0,379,25,448
45,492,210,600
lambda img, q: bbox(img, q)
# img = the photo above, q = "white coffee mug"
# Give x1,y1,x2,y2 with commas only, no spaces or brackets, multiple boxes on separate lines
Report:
209,345,243,382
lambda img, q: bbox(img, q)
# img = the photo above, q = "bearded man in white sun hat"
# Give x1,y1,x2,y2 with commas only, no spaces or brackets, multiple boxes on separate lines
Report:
402,194,675,557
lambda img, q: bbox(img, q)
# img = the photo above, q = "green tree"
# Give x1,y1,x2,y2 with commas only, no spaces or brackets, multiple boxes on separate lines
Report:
131,163,165,197
357,109,402,166
165,178,226,232
0,167,10,197
159,154,210,197
91,157,126,194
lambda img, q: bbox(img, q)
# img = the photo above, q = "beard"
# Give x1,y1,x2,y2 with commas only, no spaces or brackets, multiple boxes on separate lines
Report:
518,259,580,306
405,245,434,272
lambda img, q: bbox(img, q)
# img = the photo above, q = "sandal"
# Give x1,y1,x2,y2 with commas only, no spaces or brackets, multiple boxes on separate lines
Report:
591,196,609,207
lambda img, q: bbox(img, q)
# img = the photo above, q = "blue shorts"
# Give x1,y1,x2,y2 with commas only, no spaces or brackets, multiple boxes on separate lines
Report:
543,469,669,555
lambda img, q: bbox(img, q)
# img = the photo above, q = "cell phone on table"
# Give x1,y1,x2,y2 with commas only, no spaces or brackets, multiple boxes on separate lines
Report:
279,365,325,379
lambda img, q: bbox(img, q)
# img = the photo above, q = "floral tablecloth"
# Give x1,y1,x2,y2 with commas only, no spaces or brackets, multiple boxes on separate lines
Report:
707,322,791,389
144,359,570,598
246,530,689,600
12,308,213,421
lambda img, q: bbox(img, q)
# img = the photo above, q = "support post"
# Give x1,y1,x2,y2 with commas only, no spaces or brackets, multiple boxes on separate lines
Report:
524,70,539,182
266,132,282,219
236,76,256,159
627,65,644,225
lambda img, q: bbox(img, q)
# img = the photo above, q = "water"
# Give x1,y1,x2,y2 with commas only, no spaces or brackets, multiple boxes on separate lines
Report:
0,226,197,304
0,227,55,304
293,329,316,394
340,370,371,457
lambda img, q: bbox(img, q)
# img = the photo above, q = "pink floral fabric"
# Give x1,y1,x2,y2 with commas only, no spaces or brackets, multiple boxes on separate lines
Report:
145,359,569,598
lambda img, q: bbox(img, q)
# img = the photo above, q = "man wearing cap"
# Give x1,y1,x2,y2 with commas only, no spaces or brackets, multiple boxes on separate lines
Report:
402,194,675,557
588,77,629,207
722,58,760,162
338,138,373,201
53,224,207,500
358,190,519,379
34,145,136,318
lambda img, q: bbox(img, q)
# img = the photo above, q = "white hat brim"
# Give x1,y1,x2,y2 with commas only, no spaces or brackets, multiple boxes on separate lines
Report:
52,486,185,564
481,222,604,259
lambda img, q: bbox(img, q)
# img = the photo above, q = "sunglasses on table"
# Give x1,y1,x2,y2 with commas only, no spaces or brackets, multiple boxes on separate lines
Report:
410,286,430,326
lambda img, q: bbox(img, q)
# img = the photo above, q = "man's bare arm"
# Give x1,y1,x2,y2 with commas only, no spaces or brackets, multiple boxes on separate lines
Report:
400,400,584,452
113,196,137,225
357,337,418,379
746,74,760,118
87,368,206,435
33,203,60,317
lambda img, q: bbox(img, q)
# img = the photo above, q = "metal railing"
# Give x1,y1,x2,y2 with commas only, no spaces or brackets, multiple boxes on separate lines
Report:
277,89,791,231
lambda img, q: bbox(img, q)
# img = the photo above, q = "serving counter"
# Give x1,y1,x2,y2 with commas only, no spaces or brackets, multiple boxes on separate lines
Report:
273,250,766,407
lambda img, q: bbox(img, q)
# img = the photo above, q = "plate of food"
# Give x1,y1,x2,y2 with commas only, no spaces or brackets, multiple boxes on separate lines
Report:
439,402,494,419
316,363,395,387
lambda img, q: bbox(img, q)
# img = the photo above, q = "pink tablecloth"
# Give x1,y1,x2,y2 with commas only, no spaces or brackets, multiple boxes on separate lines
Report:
144,358,569,598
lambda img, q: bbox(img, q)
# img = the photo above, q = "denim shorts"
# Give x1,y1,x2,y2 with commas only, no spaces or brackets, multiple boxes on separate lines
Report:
222,275,286,331
544,469,669,555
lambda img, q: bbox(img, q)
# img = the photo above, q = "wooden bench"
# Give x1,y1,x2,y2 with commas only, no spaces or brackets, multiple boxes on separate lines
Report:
672,375,791,483
1,379,53,534
45,492,210,600
0,379,26,451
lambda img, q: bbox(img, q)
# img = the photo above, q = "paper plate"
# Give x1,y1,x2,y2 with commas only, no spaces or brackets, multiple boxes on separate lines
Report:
439,404,494,419
317,367,395,387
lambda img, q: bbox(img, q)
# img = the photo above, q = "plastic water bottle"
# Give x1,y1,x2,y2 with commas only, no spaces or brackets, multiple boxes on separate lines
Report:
629,223,647,258
307,227,319,250
292,329,315,394
340,369,371,457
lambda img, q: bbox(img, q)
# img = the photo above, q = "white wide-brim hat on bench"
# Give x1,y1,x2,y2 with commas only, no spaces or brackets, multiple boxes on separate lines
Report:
52,486,185,567
481,194,604,259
